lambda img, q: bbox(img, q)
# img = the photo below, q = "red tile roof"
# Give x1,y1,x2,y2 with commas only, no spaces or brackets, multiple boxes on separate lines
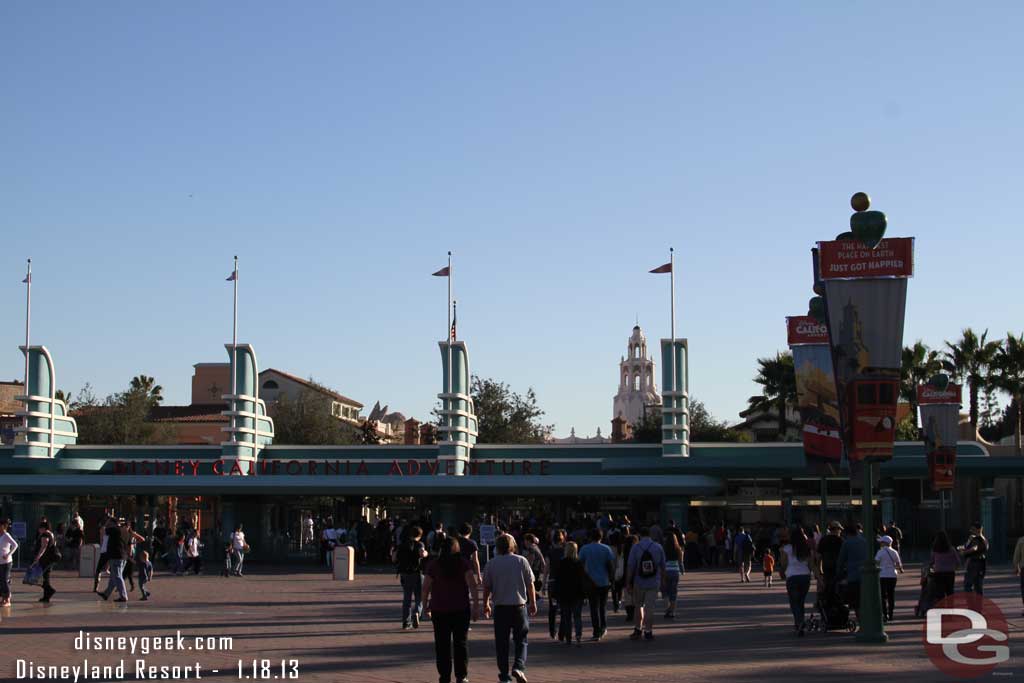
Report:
260,368,363,408
148,405,228,424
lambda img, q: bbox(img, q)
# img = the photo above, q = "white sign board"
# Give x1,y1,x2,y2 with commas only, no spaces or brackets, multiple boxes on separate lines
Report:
479,525,496,546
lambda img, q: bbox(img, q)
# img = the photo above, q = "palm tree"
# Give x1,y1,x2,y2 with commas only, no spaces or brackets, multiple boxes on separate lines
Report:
748,352,797,440
129,375,164,404
943,328,1001,433
993,333,1024,455
901,341,943,434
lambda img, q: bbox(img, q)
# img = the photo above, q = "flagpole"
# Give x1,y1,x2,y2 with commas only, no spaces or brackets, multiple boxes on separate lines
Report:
24,259,32,432
670,247,676,391
231,255,238,439
447,251,452,437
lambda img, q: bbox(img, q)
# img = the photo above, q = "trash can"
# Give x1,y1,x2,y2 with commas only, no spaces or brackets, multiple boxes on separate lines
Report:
79,543,100,578
332,545,354,581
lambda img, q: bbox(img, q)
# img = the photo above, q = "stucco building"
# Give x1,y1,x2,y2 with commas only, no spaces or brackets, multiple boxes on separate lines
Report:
612,324,661,428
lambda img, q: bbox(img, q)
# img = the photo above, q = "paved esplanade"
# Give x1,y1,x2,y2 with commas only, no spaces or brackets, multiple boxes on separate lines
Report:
1,567,1021,681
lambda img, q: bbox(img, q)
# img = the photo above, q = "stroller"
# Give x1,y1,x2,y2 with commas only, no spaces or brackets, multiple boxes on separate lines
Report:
805,578,857,633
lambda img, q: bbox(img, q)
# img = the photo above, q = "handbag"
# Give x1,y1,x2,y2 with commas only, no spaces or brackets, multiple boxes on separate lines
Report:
242,543,251,554
23,563,43,586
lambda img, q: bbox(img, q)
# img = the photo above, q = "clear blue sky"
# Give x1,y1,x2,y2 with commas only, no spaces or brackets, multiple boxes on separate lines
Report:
2,3,1021,435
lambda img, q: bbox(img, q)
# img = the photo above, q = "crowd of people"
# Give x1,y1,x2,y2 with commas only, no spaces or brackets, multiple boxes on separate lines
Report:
0,508,1017,683
388,519,682,683
376,513,1010,683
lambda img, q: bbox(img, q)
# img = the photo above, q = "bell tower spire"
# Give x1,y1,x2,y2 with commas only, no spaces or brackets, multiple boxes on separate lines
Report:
612,323,661,430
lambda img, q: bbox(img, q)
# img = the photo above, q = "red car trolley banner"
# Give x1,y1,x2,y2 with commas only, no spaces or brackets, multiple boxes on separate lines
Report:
918,383,962,491
787,316,842,467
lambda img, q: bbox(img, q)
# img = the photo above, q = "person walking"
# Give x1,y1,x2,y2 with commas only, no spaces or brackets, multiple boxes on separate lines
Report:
302,513,314,546
422,536,480,683
875,535,903,622
97,518,129,602
779,527,812,636
544,529,566,639
762,549,776,587
483,535,536,683
620,534,638,623
64,519,83,572
626,526,666,641
323,523,337,569
662,532,683,619
30,519,59,603
735,526,754,583
0,518,18,607
458,523,482,583
394,525,428,630
520,534,548,603
837,524,867,617
553,541,586,646
1012,533,1024,617
138,550,154,600
609,531,626,613
929,531,960,601
427,521,447,560
121,521,146,591
579,528,615,639
93,517,112,592
230,524,247,577
887,521,903,553
182,529,202,575
960,523,988,596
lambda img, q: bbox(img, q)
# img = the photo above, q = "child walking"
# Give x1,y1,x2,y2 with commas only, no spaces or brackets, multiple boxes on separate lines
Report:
221,542,233,577
762,550,776,587
138,550,153,600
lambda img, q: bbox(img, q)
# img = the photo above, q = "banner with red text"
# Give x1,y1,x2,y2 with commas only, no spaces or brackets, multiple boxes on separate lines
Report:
818,238,914,280
787,316,829,345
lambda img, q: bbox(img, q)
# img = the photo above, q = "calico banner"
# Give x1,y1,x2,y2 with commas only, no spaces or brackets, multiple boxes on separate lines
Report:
787,316,829,345
787,316,842,468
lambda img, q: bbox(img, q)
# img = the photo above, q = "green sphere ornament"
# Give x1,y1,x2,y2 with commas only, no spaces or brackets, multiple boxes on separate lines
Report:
850,210,887,249
851,192,871,212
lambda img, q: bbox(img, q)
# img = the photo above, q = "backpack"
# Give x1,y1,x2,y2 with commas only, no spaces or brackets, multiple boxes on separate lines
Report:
638,542,657,579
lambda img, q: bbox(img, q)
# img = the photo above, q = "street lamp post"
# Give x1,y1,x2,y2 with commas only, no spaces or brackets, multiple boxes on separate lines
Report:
856,463,887,643
817,191,913,644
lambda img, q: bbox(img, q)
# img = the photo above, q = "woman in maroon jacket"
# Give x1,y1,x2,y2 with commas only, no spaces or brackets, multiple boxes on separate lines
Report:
423,537,480,683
